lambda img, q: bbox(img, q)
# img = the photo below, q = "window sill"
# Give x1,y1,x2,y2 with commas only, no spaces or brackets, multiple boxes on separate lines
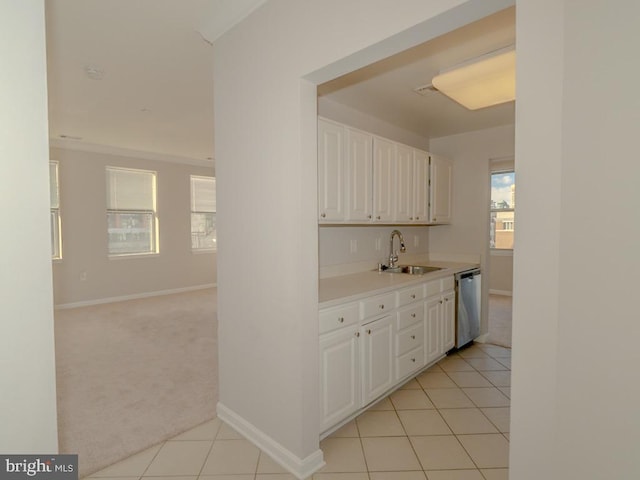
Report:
108,252,160,260
192,248,217,254
490,248,514,257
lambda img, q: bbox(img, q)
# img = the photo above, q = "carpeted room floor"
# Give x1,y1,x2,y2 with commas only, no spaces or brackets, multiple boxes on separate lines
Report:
54,288,218,478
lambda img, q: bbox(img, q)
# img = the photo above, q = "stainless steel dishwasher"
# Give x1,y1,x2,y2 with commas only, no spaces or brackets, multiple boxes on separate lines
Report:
455,268,481,348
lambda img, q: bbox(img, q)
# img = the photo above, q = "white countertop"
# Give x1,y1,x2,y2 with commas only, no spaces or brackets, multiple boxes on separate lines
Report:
319,261,479,308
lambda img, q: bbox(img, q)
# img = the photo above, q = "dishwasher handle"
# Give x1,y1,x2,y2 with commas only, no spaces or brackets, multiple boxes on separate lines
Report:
458,268,481,280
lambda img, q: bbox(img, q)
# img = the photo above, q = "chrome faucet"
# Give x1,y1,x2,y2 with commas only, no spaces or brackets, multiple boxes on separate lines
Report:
388,229,406,268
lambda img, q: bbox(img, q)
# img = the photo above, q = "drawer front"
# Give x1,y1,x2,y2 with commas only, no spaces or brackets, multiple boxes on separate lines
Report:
319,303,359,334
396,284,425,307
441,275,455,292
425,279,441,297
396,322,424,356
396,303,424,331
360,292,396,320
396,346,425,380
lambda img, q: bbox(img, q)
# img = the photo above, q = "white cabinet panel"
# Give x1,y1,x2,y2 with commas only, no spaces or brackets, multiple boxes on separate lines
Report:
318,118,345,222
414,149,429,223
361,315,394,405
372,137,395,222
319,326,360,432
430,154,452,224
395,144,414,222
345,128,373,222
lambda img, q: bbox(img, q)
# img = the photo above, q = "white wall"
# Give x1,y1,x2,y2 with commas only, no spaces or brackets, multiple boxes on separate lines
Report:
0,1,58,451
318,97,430,150
214,0,512,475
319,225,430,270
512,1,640,478
429,124,515,333
51,147,216,307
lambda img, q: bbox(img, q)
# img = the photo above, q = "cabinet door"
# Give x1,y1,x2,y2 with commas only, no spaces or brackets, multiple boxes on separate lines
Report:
429,154,452,224
345,128,373,222
372,137,395,222
318,119,345,222
414,149,429,223
441,291,456,353
319,326,360,432
425,296,441,365
395,144,414,222
361,315,394,405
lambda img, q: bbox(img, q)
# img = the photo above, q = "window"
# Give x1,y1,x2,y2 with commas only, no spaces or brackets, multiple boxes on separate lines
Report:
106,167,158,256
490,170,515,250
190,175,216,251
50,161,62,259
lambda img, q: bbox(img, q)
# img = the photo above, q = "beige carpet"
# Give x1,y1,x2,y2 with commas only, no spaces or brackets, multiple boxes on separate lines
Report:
54,288,218,478
487,294,512,348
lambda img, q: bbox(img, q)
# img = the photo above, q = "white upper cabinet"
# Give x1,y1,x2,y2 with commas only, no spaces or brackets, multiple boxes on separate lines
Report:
317,117,452,225
413,149,430,223
429,154,453,224
395,144,414,222
345,128,373,222
318,118,346,222
372,137,395,223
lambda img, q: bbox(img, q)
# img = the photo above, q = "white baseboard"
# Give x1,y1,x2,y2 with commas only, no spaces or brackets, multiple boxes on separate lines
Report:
474,333,490,344
489,289,512,296
54,283,217,310
216,402,325,480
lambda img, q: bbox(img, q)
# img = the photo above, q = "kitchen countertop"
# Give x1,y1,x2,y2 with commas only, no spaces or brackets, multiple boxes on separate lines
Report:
319,261,479,308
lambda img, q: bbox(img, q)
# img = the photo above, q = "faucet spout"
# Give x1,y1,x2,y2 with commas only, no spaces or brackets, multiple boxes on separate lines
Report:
388,229,406,268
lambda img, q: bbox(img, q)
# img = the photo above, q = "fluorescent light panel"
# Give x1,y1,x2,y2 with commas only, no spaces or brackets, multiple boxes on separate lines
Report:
432,47,515,110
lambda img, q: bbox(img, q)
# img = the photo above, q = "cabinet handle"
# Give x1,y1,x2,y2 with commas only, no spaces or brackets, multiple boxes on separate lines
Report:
379,304,385,310
367,329,372,335
411,358,416,363
445,298,449,302
338,317,344,323
411,294,416,299
355,332,360,337
321,213,326,218
433,217,437,222
416,216,420,220
368,215,372,219
440,300,443,304
409,217,413,220
411,335,416,340
376,216,381,220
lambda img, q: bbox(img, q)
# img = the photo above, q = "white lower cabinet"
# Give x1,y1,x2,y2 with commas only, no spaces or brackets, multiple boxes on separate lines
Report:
319,324,360,433
361,315,394,405
319,275,457,434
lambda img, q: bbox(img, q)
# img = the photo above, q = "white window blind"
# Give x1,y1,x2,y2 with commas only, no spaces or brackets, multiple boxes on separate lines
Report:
107,167,155,211
190,176,216,213
50,161,59,209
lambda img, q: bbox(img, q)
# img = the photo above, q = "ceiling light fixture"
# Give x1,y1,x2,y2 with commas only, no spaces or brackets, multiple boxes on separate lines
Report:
431,46,515,110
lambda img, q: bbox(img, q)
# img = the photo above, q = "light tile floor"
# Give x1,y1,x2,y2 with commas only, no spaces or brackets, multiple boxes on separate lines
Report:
87,343,510,480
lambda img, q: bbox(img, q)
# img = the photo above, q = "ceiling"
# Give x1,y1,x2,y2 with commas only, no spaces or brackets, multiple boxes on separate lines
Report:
45,0,266,164
45,2,514,164
318,6,516,140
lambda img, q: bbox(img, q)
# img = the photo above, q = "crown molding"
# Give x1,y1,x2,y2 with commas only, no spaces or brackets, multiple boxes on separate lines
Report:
49,138,215,169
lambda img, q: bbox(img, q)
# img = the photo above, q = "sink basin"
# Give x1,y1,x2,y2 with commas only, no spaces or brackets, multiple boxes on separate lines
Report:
383,265,443,275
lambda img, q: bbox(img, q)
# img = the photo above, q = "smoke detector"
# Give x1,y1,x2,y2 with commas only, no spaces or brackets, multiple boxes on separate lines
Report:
84,66,105,80
413,83,439,96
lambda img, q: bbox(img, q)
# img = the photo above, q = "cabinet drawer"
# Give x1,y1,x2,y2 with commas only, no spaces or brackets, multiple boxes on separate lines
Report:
360,292,395,320
441,276,455,292
396,346,425,380
425,279,441,297
396,284,425,307
396,322,424,356
396,303,424,330
319,303,359,334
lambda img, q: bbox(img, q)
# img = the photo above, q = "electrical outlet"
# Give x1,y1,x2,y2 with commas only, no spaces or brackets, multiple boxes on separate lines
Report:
375,238,382,251
350,239,358,254
79,270,87,281
414,235,420,247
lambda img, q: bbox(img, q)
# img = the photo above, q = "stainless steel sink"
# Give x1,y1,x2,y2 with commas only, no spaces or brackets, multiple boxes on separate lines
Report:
383,265,443,275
